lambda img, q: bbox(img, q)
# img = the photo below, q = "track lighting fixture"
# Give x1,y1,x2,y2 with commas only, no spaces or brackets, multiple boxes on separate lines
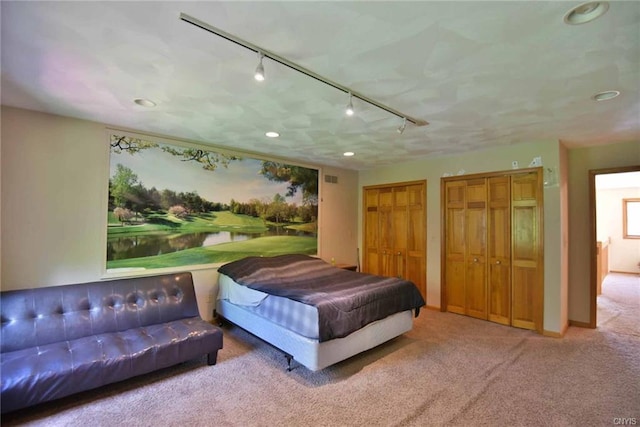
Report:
180,13,429,128
346,92,354,116
397,117,407,134
254,52,265,81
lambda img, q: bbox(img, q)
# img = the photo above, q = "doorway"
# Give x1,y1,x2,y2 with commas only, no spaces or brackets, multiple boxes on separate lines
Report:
589,165,640,328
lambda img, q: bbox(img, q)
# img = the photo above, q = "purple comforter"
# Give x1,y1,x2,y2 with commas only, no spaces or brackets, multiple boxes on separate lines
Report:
218,254,425,342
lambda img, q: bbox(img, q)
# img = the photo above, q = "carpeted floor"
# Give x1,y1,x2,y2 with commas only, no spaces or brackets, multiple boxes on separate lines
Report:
3,273,639,427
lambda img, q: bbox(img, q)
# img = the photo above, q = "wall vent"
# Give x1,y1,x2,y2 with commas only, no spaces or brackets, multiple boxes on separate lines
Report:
324,174,338,184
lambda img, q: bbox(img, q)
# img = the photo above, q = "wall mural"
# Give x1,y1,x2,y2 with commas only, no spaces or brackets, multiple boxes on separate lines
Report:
106,134,318,274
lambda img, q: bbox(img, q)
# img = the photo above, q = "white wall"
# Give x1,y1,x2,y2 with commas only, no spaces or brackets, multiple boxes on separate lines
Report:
596,187,640,273
0,106,359,320
358,140,566,334
568,141,640,323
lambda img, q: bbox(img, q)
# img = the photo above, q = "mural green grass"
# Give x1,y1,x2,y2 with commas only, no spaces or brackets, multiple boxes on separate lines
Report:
106,235,317,270
107,211,267,236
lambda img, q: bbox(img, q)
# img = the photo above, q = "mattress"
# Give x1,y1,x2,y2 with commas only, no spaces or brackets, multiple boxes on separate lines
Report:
218,273,320,339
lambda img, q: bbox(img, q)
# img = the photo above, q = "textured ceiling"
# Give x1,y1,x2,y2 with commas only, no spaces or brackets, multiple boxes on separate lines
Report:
1,1,639,170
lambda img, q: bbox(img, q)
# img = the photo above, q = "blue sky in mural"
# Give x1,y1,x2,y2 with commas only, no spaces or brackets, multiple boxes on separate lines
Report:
110,143,305,206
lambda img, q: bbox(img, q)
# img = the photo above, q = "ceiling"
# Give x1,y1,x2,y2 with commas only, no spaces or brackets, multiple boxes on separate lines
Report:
1,1,639,170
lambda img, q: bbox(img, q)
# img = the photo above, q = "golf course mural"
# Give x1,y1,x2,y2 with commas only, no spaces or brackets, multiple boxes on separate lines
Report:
106,134,318,274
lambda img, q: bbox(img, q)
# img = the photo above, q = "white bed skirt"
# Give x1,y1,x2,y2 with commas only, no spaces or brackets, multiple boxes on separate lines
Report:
216,299,414,371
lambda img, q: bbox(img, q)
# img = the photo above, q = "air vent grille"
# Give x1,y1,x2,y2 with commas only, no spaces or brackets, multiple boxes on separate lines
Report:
324,174,338,184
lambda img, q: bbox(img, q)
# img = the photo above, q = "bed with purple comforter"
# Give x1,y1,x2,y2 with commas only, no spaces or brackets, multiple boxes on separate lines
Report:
217,254,425,370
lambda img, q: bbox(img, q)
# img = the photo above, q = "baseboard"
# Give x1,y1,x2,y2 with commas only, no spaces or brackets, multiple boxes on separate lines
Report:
543,322,569,338
568,319,592,328
425,304,440,311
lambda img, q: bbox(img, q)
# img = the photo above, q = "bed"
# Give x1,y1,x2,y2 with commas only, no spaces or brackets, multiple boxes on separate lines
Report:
216,254,425,371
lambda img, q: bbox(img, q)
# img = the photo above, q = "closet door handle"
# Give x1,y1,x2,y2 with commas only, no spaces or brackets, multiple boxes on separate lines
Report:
496,260,501,265
473,258,478,263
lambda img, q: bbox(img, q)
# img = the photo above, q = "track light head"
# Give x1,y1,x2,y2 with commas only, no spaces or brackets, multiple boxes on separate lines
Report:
254,52,265,81
397,117,407,134
346,92,354,116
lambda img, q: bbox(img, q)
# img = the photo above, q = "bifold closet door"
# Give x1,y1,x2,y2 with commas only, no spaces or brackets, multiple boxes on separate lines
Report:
406,183,426,300
487,176,511,325
443,169,542,332
465,179,488,320
364,181,427,301
364,188,380,275
445,181,466,315
511,172,541,331
379,187,396,278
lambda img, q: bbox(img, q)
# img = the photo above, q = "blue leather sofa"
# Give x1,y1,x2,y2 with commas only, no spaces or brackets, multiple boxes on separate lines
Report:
0,272,223,413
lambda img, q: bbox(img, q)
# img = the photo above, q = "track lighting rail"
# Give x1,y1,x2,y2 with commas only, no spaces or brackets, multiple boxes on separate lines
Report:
180,13,428,127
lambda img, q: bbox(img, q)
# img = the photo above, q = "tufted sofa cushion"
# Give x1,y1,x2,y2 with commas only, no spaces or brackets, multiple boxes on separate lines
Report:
1,272,223,413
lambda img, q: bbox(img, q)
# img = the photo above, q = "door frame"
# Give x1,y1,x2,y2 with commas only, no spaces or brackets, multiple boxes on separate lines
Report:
587,165,640,328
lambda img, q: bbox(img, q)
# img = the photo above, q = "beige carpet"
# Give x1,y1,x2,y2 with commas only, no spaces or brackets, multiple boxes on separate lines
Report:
3,273,639,427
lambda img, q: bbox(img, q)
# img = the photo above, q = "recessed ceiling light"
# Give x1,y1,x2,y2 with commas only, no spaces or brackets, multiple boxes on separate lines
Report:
265,131,280,138
564,2,609,25
134,98,156,107
592,90,620,101
343,152,355,157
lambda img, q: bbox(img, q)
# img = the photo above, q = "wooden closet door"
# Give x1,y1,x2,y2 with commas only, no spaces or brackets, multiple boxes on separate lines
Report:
465,179,488,320
364,188,380,275
488,176,511,325
511,172,542,331
406,183,426,300
392,186,408,279
445,181,466,315
378,188,395,277
363,180,427,302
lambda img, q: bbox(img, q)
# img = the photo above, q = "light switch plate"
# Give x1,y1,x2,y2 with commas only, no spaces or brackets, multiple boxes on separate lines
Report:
512,160,519,169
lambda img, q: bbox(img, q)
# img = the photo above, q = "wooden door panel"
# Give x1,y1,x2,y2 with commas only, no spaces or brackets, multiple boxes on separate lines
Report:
465,180,487,319
380,251,395,277
466,179,486,204
488,264,511,325
393,209,408,256
466,208,486,258
407,184,426,299
511,266,537,330
447,209,466,257
445,181,466,313
407,254,426,300
466,261,487,318
512,174,538,201
392,186,408,278
365,188,379,208
512,206,536,262
446,182,465,207
511,171,541,332
365,250,379,275
488,176,511,325
364,189,379,275
379,208,393,248
394,186,407,208
446,261,466,314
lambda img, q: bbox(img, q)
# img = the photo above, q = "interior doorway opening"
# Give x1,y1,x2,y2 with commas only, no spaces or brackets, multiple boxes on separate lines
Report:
589,166,640,328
